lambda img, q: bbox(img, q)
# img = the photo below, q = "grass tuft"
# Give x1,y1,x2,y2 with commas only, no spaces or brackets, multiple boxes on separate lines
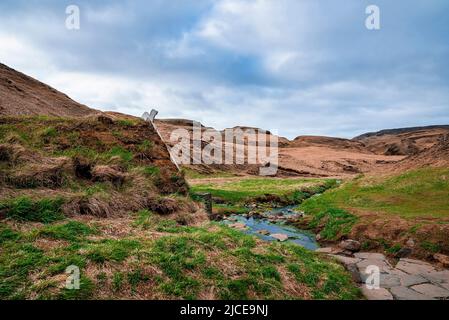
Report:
1,197,65,223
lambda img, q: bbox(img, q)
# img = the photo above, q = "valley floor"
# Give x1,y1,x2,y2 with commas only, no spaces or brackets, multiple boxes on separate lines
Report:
189,168,449,300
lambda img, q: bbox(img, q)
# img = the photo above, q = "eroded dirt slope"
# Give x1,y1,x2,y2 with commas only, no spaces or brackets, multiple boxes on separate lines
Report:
354,126,449,156
0,63,98,117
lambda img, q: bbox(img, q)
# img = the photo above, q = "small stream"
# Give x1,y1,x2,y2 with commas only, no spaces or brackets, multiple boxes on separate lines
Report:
222,206,319,251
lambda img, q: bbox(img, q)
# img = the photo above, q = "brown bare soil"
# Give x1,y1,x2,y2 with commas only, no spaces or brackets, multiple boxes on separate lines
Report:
0,63,98,117
156,119,409,178
354,126,449,155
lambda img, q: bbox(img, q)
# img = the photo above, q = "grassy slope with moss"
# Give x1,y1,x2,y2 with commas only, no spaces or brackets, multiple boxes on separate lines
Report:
0,116,189,218
0,116,361,300
190,177,337,204
298,168,449,254
0,211,361,300
301,168,449,219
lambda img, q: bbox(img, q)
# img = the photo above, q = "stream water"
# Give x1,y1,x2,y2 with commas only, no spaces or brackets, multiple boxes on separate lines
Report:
223,206,319,251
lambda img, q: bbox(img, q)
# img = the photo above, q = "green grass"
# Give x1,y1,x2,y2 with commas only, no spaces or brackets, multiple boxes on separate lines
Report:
306,207,358,240
137,140,154,153
190,178,335,204
85,239,142,264
33,221,97,242
0,214,361,300
40,127,58,138
213,204,251,215
106,146,133,163
143,165,160,177
0,197,65,223
183,168,237,179
300,168,449,219
117,119,136,127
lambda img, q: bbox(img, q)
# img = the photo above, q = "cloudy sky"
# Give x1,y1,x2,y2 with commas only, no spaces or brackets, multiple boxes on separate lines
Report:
1,0,448,138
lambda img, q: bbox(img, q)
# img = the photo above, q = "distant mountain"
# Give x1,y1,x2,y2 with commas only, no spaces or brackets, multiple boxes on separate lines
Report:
0,63,97,117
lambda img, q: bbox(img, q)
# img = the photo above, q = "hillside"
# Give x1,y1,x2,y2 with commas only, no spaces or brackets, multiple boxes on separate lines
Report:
391,134,449,171
354,125,449,156
0,63,364,300
156,119,407,178
0,63,97,117
0,117,359,300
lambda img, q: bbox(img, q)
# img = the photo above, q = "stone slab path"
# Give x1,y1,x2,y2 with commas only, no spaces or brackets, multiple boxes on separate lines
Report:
317,248,449,300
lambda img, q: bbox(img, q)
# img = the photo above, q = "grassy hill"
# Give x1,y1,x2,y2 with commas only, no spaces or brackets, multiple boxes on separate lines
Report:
0,115,361,300
298,168,449,256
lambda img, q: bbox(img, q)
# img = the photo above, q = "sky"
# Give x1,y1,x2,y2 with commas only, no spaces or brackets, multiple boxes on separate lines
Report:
0,0,448,139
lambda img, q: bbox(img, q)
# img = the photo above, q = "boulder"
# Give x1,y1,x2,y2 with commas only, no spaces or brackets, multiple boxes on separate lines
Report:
338,239,361,252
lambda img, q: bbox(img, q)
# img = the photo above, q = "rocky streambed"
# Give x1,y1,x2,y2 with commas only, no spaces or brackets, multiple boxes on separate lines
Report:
222,206,449,300
222,206,319,250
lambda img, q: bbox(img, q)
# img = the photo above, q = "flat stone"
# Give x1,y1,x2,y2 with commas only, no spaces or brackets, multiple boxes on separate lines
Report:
400,258,432,266
379,274,401,289
399,274,428,287
384,267,408,276
390,286,435,300
329,254,361,266
361,287,393,300
411,283,449,298
315,247,334,254
357,259,390,272
421,270,449,283
354,252,386,260
440,283,449,291
395,260,436,275
270,233,289,242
